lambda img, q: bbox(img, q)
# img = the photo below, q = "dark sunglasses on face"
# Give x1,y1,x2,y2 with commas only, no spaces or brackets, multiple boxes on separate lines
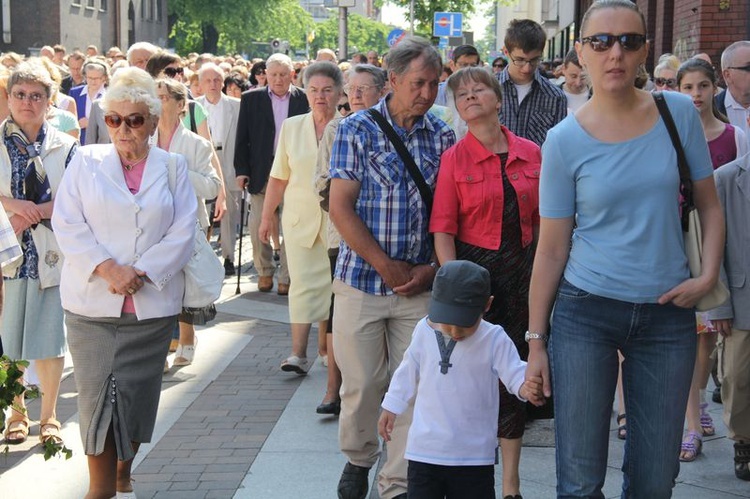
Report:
337,103,351,112
492,63,505,68
163,67,184,78
104,113,147,129
254,69,266,76
581,33,647,52
654,77,677,88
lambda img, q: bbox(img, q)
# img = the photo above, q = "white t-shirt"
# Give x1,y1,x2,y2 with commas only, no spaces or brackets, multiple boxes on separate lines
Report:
203,96,226,146
514,82,533,105
724,90,750,142
382,318,527,466
564,89,589,114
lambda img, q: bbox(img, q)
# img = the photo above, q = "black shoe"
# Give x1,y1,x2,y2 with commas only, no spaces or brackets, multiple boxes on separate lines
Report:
316,400,341,415
337,462,369,499
713,386,722,404
224,258,236,276
735,442,750,481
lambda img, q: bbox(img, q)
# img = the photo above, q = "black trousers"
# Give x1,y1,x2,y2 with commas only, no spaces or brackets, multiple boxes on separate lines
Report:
407,460,495,499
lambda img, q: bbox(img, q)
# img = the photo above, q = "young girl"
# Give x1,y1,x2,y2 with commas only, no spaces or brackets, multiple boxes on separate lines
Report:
677,57,748,462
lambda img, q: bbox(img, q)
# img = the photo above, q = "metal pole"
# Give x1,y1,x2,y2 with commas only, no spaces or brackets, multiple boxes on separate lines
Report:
235,188,247,295
409,0,414,35
338,7,348,60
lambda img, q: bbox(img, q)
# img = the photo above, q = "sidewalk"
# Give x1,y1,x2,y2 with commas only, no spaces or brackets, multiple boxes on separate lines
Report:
1,268,749,498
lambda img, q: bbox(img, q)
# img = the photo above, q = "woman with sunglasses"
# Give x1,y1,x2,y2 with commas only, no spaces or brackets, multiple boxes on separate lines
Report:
653,54,681,92
526,1,724,496
0,61,77,449
249,61,267,88
52,67,196,499
676,57,748,463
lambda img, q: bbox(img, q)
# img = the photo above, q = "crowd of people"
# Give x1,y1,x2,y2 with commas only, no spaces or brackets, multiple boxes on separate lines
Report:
0,0,749,498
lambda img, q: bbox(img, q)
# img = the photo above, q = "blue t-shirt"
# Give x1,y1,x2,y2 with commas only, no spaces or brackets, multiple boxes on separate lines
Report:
540,91,713,303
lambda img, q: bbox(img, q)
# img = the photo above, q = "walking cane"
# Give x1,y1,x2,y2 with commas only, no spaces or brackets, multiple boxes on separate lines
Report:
235,187,248,295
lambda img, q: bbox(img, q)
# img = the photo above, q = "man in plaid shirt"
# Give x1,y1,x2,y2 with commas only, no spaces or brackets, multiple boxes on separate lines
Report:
328,37,455,499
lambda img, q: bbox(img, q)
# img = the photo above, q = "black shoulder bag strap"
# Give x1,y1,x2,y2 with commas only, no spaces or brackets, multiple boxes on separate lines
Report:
653,91,693,231
367,108,433,214
188,100,197,134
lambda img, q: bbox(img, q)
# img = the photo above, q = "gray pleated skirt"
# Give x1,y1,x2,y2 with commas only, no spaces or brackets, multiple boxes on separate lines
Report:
65,311,175,461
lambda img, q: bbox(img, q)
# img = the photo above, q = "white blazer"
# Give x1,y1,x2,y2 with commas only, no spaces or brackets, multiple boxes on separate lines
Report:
52,145,197,320
196,94,240,192
153,124,221,229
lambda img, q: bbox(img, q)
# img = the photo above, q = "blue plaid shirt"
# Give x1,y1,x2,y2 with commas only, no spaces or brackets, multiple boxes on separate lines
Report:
329,96,456,295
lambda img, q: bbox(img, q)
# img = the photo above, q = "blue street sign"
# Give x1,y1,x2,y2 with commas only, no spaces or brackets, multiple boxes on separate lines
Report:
433,12,463,38
438,37,448,49
387,28,406,47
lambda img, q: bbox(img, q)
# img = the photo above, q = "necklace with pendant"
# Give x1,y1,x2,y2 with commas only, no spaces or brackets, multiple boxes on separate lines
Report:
121,148,150,171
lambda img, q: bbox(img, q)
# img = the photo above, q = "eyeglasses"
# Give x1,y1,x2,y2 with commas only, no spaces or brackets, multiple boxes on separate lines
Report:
580,33,647,52
163,67,184,78
104,113,147,129
654,77,677,88
343,84,378,94
492,63,506,69
11,91,46,103
508,55,542,68
727,64,750,72
337,102,351,112
254,69,267,76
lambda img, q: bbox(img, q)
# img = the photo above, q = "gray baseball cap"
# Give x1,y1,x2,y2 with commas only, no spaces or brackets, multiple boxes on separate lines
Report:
428,260,491,327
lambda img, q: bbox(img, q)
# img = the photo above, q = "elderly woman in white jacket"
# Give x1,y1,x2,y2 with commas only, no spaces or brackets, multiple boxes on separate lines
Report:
153,77,222,367
52,67,196,499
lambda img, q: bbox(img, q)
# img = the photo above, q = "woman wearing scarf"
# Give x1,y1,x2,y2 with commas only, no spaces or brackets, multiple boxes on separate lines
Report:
0,61,77,446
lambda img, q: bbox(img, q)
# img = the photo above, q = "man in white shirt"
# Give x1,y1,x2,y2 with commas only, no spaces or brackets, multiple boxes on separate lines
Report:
197,63,241,276
717,41,750,139
559,49,590,114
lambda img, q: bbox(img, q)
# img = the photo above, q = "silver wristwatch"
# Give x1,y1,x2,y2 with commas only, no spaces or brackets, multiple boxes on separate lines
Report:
524,331,549,343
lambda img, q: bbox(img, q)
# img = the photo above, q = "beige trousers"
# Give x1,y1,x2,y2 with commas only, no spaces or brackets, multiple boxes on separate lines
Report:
719,327,750,441
248,191,288,283
332,279,429,499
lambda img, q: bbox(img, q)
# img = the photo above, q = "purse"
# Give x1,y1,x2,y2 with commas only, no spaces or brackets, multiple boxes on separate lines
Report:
653,92,729,311
166,154,225,310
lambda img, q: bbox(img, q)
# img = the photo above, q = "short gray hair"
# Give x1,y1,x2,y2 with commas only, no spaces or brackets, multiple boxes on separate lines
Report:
266,53,294,72
386,36,442,78
8,61,56,98
349,64,386,89
198,62,225,81
721,41,750,71
303,61,343,89
126,42,159,61
102,67,161,117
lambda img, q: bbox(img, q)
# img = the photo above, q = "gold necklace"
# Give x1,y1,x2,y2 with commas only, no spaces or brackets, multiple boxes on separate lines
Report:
120,148,150,171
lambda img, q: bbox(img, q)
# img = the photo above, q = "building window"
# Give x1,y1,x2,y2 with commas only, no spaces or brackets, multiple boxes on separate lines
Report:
156,0,163,22
100,0,107,11
141,0,146,19
71,0,82,6
87,0,96,8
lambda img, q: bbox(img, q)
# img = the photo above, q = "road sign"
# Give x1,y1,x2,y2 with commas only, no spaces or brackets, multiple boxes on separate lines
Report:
433,12,463,37
438,37,448,49
387,28,406,47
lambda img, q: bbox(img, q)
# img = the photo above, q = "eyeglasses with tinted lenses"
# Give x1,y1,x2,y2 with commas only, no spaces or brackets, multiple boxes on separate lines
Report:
654,77,677,88
343,84,378,94
11,91,46,103
337,103,350,112
493,63,505,68
581,33,647,52
163,67,184,78
104,113,147,129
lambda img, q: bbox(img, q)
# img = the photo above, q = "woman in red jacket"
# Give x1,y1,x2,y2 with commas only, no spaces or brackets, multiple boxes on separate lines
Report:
430,66,541,499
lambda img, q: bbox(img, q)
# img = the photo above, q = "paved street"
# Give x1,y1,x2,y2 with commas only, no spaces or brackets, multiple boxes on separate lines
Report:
1,263,749,498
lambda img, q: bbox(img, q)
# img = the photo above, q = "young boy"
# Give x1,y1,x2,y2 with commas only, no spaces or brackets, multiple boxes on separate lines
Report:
378,260,543,498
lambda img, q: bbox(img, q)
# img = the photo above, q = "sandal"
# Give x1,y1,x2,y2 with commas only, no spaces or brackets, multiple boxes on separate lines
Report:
280,355,308,375
680,431,703,462
4,415,30,445
700,403,715,436
39,418,63,445
174,338,197,367
616,414,627,440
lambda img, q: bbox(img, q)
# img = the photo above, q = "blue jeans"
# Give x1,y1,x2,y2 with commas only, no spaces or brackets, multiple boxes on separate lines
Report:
549,279,696,498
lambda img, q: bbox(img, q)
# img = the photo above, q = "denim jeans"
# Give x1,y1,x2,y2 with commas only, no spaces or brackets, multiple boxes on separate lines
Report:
549,279,696,498
407,460,495,499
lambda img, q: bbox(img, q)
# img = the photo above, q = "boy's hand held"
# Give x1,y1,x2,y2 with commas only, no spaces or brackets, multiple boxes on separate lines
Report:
378,410,396,441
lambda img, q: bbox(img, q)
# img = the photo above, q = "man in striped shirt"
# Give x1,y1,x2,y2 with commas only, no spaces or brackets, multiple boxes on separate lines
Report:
497,19,567,147
329,37,455,499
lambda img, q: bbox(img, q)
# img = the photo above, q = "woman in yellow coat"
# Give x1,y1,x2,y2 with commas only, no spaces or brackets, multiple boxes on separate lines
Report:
259,61,342,375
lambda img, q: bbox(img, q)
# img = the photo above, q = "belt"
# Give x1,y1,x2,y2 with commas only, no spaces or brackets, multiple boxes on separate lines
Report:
214,145,223,151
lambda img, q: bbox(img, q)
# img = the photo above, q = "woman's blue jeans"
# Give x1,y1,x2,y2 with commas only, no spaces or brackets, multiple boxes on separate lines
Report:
549,279,696,498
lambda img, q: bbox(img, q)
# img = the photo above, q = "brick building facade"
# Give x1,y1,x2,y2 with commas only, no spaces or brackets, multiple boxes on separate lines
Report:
0,0,168,56
574,0,750,69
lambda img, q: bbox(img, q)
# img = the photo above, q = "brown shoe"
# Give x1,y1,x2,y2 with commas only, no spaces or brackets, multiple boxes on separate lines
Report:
258,275,273,292
277,283,290,296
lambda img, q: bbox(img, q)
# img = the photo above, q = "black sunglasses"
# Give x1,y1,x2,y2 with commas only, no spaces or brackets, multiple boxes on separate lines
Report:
104,113,147,129
337,103,351,112
654,77,677,88
163,67,184,78
492,63,505,68
581,33,647,52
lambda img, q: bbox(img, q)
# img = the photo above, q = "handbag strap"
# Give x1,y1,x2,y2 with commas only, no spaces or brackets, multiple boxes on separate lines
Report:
367,108,433,214
653,92,693,230
166,152,177,194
